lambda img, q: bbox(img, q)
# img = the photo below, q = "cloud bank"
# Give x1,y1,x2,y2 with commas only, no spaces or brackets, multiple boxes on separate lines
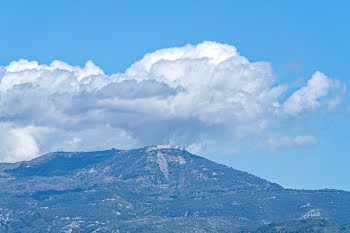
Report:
0,41,345,162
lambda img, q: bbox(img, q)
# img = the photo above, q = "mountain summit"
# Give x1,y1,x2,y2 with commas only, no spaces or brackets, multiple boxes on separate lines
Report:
0,146,349,232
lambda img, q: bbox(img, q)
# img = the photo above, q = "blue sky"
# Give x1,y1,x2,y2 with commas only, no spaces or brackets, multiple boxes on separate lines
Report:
1,0,350,191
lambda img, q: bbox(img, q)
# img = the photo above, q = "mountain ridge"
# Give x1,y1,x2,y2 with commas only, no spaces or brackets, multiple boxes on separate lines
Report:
0,145,349,232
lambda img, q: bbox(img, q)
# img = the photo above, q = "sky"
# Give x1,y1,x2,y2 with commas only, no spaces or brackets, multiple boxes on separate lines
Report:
1,0,350,191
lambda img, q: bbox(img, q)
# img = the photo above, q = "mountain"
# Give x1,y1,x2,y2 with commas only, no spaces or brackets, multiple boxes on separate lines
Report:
253,219,350,233
0,145,349,232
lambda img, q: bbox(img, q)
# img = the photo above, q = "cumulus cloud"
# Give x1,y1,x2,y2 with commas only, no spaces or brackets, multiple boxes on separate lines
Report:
283,71,345,115
0,41,345,161
0,123,39,162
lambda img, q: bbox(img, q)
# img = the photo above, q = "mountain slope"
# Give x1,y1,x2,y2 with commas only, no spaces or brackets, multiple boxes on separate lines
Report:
0,145,349,232
253,219,350,233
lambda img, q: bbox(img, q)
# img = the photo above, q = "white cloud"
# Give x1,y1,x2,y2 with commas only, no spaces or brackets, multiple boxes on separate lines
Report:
0,123,39,162
266,135,318,152
283,71,345,115
0,41,345,162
